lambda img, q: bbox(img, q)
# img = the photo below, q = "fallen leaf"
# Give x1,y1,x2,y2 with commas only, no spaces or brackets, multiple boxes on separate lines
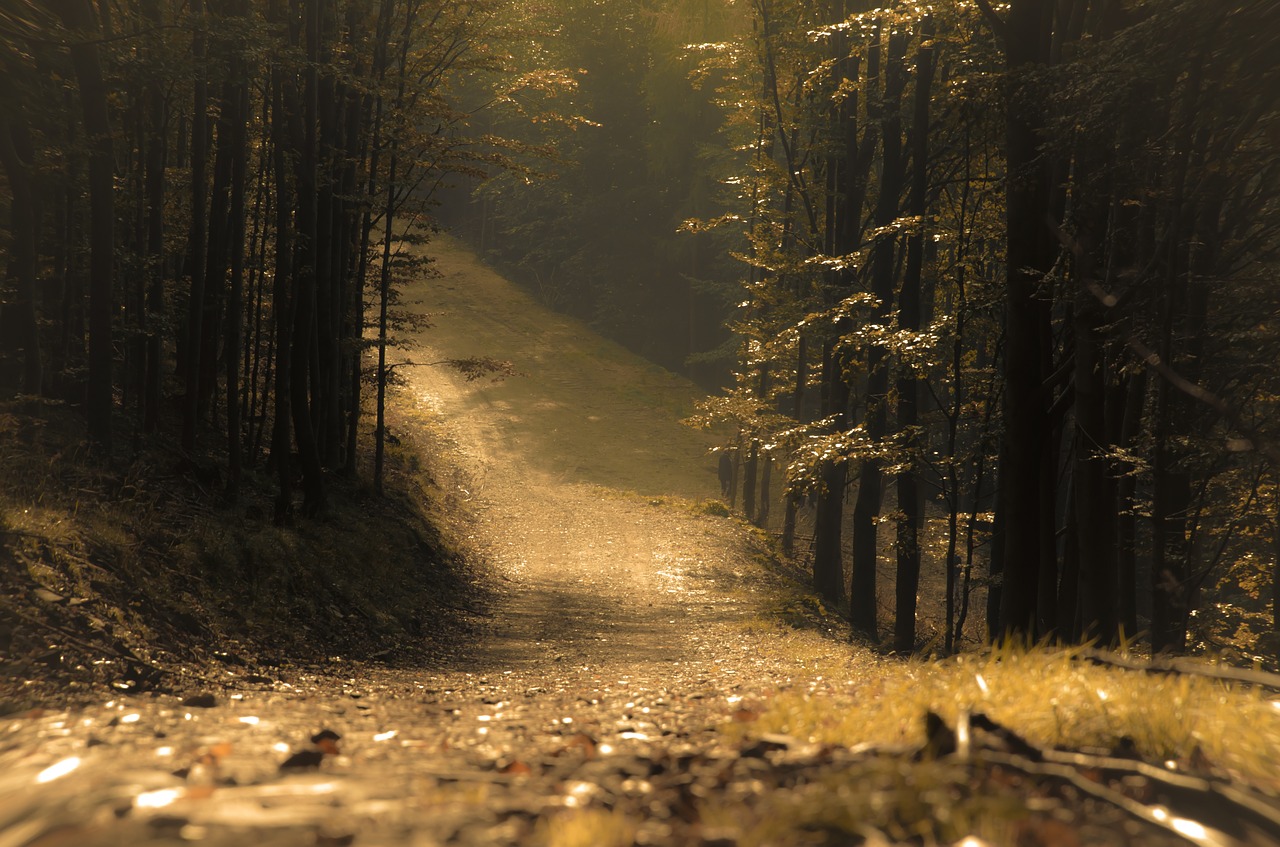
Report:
564,732,598,757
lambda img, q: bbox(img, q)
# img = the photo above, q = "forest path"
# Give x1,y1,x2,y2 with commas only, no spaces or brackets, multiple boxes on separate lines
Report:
391,233,829,685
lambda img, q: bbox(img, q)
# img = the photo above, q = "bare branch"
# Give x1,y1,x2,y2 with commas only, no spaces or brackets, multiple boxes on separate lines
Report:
972,0,1009,44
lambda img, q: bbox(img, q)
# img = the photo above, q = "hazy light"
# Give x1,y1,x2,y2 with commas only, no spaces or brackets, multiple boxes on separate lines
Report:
374,730,397,742
238,716,260,726
36,757,81,784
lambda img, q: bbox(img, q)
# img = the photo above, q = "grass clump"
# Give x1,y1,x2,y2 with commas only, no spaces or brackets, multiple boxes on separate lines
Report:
735,643,1280,785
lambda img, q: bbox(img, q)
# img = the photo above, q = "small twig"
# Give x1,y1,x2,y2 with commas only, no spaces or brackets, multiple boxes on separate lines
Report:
979,750,1235,846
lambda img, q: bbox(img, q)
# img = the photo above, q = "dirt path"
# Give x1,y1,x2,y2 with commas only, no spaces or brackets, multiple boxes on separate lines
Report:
393,235,784,679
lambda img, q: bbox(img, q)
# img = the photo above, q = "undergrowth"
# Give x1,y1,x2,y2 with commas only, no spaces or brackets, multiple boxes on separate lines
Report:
0,395,485,711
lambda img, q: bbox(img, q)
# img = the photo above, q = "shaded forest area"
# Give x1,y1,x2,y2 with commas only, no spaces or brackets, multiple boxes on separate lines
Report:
674,0,1280,660
0,0,526,516
2,0,1280,668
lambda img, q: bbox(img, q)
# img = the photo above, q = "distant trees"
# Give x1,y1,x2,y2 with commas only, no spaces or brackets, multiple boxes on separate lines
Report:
0,0,512,517
441,0,744,385
694,0,1280,657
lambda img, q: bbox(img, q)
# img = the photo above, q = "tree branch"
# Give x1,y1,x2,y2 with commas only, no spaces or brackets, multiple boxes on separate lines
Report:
972,0,1009,44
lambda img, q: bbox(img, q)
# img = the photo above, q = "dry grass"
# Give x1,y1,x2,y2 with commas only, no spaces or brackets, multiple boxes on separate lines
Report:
729,642,1280,787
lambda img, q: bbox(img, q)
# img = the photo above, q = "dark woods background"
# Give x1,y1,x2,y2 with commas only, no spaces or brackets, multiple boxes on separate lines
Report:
0,0,513,519
3,0,1280,661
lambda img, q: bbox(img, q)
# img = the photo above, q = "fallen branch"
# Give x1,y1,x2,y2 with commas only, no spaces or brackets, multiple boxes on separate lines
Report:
1081,648,1280,691
942,711,1280,846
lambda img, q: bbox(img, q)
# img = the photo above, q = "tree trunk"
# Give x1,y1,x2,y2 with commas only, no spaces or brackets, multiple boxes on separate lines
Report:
0,119,42,394
1073,278,1117,641
997,0,1054,639
812,340,847,605
53,0,115,448
269,0,296,523
290,0,327,517
893,20,933,654
141,0,166,433
182,0,209,453
224,11,251,499
851,28,907,641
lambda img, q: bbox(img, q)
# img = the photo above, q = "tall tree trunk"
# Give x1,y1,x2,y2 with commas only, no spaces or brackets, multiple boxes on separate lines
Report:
290,0,327,516
0,119,42,394
893,20,933,654
851,28,907,641
997,0,1054,639
812,341,848,605
374,0,414,496
1072,271,1117,641
1114,371,1146,639
224,12,251,499
314,0,343,469
182,0,209,453
270,0,297,523
141,0,166,434
53,0,115,448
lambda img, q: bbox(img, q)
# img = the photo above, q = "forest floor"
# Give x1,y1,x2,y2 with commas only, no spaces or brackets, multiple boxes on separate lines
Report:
3,236,1280,846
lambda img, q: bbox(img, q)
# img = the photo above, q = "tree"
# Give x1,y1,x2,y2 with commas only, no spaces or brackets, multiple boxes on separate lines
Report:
50,0,116,448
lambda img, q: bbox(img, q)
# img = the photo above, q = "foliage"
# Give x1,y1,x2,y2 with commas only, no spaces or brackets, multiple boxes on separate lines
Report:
441,0,747,385
689,0,1280,657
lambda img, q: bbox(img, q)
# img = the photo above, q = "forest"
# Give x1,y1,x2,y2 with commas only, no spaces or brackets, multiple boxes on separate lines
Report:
2,0,1280,668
